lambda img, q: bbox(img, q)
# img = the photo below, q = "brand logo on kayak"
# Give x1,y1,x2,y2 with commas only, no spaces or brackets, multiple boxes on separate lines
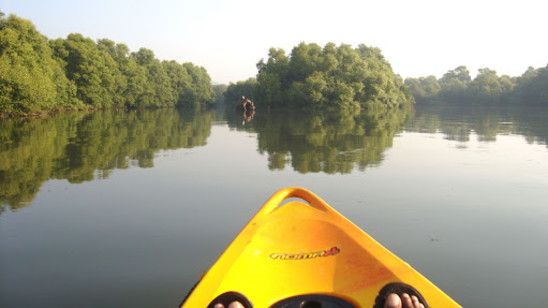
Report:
269,246,340,260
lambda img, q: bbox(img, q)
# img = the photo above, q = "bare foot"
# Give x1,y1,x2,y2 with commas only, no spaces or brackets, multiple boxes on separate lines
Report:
384,293,425,308
213,302,244,308
214,293,425,308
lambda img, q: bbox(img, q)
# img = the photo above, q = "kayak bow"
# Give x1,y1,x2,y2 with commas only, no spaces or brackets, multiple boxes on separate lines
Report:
180,187,461,307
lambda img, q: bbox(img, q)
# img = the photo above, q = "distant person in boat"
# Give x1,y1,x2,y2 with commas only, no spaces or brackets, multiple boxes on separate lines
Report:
241,96,255,112
213,292,426,308
241,110,254,126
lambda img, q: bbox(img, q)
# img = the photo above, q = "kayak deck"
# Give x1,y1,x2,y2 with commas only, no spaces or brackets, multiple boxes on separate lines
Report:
181,187,461,307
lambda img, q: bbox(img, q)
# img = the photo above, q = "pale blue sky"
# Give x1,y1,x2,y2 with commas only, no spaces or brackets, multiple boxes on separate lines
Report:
2,0,547,84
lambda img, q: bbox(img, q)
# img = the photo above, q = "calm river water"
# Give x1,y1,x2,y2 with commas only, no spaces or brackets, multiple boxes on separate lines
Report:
1,105,547,307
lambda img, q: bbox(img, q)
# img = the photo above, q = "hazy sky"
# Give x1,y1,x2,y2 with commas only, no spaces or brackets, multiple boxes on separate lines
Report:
2,0,547,84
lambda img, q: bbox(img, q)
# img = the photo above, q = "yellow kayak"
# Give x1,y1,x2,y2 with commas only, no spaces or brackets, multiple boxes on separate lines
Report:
180,187,461,307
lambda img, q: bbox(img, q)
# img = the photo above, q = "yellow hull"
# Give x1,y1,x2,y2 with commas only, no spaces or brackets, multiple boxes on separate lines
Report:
181,187,461,307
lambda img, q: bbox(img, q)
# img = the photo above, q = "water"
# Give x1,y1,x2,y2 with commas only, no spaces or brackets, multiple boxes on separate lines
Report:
1,106,547,307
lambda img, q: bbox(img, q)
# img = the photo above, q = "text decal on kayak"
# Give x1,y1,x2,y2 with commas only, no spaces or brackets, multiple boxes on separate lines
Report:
269,246,340,261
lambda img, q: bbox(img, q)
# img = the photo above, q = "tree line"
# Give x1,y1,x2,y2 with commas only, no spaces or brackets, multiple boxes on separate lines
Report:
225,42,414,111
0,13,215,116
404,65,548,106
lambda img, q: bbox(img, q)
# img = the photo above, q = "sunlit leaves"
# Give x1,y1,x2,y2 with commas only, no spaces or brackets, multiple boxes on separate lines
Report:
255,42,413,110
0,14,215,116
0,14,77,115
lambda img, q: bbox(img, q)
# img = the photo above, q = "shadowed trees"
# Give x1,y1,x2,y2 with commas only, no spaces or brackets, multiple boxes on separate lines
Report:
405,64,548,106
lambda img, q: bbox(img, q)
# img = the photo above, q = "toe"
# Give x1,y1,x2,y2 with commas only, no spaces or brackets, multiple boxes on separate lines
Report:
401,293,414,308
384,293,402,308
411,295,422,308
228,302,245,308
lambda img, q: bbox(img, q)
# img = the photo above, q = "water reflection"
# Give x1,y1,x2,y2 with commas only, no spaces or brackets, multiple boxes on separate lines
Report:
2,104,547,213
0,108,215,212
226,107,414,174
2,104,547,308
408,105,548,145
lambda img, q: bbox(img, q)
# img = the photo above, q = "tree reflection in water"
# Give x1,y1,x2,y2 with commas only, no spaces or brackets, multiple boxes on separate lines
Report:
0,108,215,212
3,103,547,214
226,106,414,174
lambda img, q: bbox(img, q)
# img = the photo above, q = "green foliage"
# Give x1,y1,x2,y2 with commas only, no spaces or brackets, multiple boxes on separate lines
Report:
162,60,192,107
441,66,472,84
51,33,123,108
513,65,548,105
405,64,547,106
255,42,414,111
255,48,289,107
182,62,215,107
212,84,228,106
224,78,258,106
0,14,80,115
97,39,145,107
404,76,441,103
0,14,215,117
130,48,174,108
468,68,507,103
